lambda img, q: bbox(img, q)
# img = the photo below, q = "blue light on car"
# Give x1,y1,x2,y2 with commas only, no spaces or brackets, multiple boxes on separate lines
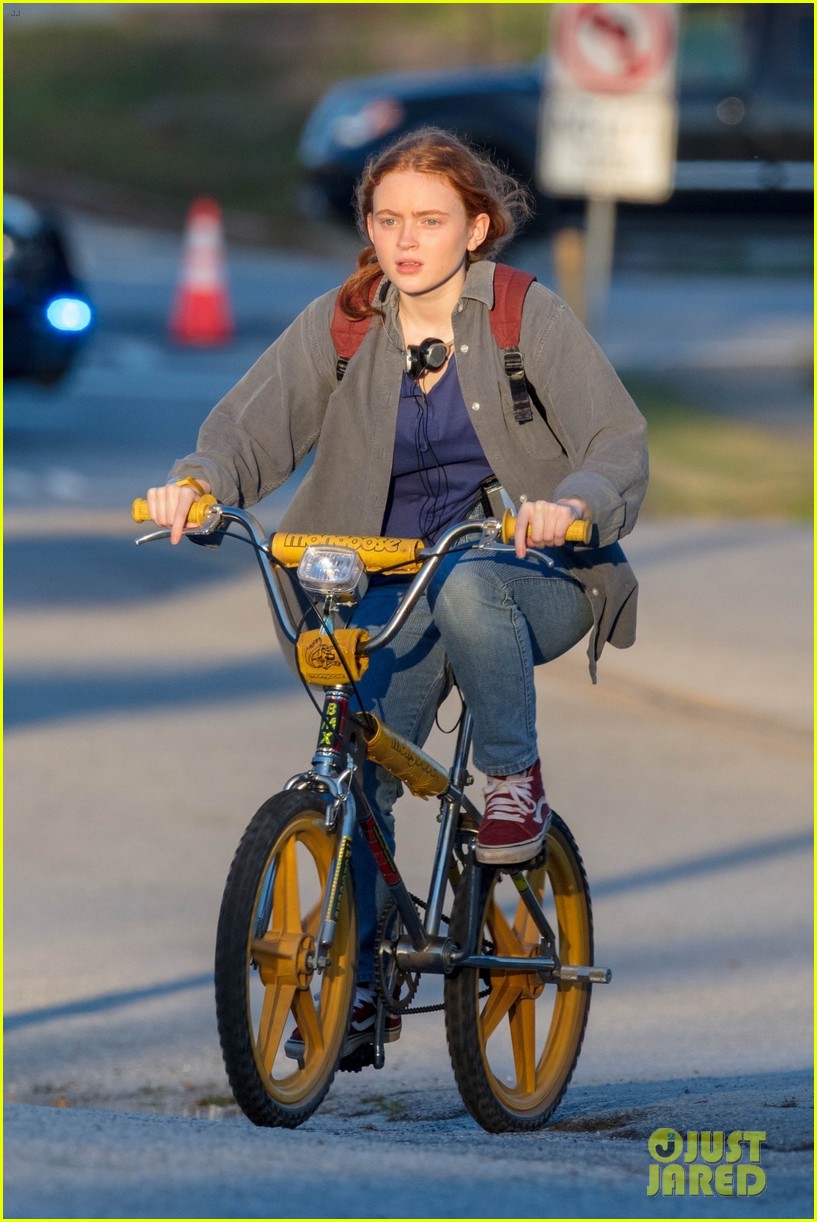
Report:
45,296,93,332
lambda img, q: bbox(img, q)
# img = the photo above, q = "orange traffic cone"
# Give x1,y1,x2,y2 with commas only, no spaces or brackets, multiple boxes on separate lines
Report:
169,197,234,345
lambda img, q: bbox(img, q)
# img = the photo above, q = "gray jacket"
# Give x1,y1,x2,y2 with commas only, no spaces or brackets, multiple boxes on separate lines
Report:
170,260,648,678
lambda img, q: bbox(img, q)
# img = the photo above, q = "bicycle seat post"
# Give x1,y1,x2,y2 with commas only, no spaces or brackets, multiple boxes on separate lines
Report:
425,708,475,936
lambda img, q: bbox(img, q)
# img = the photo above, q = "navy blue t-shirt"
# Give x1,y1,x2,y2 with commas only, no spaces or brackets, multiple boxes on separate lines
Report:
381,361,494,542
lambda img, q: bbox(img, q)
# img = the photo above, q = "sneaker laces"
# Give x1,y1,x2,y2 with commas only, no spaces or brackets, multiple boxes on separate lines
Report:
484,773,542,823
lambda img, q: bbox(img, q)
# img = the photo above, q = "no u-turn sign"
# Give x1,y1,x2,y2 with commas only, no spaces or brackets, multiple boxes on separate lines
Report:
539,4,679,202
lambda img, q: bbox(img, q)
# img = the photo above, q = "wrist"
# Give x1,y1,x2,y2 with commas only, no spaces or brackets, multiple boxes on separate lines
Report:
556,498,586,520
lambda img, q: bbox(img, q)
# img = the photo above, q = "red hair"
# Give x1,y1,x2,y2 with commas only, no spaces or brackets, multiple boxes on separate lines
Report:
336,126,532,321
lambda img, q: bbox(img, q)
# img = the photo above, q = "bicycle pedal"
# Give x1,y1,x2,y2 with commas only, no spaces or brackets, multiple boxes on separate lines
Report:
338,1043,375,1074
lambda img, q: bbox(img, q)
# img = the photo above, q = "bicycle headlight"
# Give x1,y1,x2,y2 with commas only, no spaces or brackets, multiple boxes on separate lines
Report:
297,546,368,602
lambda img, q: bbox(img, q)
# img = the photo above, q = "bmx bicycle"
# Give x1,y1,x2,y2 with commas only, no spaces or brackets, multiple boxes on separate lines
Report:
132,493,611,1133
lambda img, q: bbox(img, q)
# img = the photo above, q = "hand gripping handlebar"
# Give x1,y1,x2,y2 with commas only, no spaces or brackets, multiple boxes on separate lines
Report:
500,508,591,546
131,495,218,526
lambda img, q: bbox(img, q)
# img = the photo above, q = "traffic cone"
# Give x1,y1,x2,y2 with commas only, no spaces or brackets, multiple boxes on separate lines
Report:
169,197,234,345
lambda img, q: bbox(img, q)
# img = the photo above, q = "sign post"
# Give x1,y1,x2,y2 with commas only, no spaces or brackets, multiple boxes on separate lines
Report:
538,4,679,335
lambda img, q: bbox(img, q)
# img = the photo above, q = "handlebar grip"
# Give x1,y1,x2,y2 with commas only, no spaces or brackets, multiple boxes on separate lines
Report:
500,508,591,546
131,494,218,526
564,518,592,544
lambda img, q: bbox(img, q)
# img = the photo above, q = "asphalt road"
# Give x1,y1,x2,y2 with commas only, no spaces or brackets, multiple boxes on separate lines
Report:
3,213,813,1219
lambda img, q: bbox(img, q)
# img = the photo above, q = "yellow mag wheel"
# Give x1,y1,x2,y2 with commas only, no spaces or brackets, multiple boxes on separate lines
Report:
444,813,593,1132
215,791,356,1127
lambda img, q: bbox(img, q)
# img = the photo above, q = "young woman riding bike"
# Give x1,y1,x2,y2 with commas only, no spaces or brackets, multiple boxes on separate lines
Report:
144,126,648,1062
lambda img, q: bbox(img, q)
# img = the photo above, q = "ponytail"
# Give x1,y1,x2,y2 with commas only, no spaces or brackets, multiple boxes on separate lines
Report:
336,245,384,322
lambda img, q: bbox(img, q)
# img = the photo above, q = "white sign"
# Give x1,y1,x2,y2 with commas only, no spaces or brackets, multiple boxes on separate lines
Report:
539,4,679,203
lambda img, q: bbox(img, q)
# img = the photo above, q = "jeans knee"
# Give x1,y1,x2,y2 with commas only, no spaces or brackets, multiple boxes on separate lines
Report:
427,558,487,631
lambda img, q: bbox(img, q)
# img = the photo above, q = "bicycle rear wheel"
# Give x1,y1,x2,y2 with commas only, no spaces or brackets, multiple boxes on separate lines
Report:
215,790,356,1127
444,813,593,1132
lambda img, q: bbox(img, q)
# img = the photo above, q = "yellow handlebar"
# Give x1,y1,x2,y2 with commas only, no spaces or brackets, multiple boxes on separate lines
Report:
131,494,218,526
130,498,591,548
500,508,591,546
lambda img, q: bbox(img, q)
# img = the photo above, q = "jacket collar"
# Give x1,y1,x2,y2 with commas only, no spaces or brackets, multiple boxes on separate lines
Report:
460,259,496,306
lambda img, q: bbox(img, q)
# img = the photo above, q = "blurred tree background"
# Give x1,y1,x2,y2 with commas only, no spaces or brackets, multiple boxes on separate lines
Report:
4,3,548,239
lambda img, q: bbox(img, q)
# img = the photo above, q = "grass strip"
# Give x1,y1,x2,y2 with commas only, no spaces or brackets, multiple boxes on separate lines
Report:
630,381,812,520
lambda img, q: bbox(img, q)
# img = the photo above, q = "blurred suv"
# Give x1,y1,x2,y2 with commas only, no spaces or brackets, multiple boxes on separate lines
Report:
298,3,813,227
4,195,94,386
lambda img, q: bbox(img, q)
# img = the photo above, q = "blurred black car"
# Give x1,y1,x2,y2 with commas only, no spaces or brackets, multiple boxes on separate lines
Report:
298,3,813,228
4,195,94,386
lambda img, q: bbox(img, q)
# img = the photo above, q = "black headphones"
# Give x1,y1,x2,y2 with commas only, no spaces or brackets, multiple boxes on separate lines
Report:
405,338,450,380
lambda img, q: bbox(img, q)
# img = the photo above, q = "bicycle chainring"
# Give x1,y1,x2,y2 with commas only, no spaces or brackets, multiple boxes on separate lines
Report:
374,899,421,1015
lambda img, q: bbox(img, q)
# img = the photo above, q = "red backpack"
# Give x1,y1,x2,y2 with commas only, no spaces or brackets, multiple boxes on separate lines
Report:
330,263,537,425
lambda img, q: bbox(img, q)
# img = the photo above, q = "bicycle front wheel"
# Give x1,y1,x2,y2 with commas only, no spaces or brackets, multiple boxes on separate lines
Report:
215,790,357,1127
444,813,593,1132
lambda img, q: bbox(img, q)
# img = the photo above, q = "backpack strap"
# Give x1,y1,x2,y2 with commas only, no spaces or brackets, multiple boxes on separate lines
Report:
330,276,385,381
490,263,536,348
490,263,536,425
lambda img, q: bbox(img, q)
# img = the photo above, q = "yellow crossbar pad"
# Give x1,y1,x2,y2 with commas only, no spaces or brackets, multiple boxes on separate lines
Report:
362,716,449,799
270,532,426,575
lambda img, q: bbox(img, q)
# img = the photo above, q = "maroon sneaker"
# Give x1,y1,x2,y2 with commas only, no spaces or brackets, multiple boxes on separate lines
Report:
476,760,551,865
285,986,401,1061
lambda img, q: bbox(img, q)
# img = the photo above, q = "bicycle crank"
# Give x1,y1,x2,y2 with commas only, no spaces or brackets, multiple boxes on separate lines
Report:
374,899,422,1014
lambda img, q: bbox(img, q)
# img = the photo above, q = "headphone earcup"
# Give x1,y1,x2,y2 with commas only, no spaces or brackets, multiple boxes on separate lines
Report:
422,339,449,371
405,345,421,378
405,338,448,379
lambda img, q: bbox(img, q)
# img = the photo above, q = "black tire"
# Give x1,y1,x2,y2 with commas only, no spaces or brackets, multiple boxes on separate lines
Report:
444,813,593,1132
215,790,357,1128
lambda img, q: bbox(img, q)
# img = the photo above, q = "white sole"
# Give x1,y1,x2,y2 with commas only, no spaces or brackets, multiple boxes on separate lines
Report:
474,836,545,866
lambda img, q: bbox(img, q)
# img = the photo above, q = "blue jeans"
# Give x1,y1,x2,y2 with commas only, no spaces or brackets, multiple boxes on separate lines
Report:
346,550,594,982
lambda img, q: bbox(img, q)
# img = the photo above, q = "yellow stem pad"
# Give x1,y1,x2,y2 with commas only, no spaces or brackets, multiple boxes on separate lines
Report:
270,532,425,575
296,628,370,686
